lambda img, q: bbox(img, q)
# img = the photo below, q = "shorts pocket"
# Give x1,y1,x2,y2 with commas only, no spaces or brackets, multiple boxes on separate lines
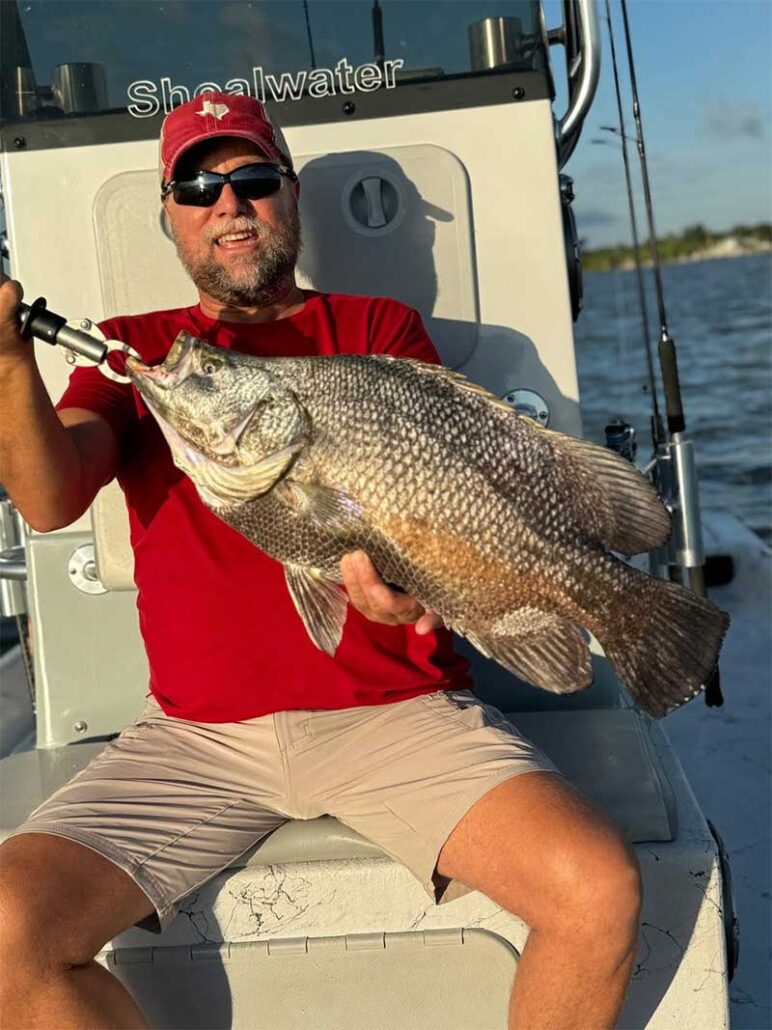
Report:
418,689,511,732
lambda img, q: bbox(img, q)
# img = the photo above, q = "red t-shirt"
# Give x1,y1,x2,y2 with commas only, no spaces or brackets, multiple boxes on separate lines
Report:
56,292,472,721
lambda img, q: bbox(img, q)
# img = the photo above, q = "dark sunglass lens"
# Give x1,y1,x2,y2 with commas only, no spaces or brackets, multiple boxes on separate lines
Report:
230,166,282,201
174,174,223,207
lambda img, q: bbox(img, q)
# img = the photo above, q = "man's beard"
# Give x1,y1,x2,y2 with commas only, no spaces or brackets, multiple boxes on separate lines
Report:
172,207,301,307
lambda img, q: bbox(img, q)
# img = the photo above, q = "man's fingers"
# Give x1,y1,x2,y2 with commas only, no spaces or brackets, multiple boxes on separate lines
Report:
0,278,29,362
340,551,369,611
0,277,24,323
340,550,424,624
352,552,411,614
414,611,445,635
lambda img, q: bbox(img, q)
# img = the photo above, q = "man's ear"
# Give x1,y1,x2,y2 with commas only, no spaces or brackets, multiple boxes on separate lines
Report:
160,199,174,242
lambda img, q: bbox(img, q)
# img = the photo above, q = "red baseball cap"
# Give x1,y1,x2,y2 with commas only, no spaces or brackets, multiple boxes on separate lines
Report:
159,91,293,183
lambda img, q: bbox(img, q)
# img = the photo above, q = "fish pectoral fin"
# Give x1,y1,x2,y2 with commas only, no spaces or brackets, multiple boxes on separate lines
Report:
466,608,593,695
279,480,364,534
285,563,349,655
195,443,302,506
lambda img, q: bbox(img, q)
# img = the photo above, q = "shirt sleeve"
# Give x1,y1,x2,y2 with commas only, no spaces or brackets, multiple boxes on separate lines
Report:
54,318,136,443
367,299,443,366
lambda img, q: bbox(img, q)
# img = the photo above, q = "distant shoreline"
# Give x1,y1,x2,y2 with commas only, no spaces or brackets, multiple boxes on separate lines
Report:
582,223,771,272
587,241,772,273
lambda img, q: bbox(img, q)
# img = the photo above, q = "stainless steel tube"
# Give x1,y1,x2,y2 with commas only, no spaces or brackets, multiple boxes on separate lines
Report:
51,62,107,114
468,17,524,71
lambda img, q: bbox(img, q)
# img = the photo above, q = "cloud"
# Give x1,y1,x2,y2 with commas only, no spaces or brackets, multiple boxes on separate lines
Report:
703,101,766,139
576,208,619,227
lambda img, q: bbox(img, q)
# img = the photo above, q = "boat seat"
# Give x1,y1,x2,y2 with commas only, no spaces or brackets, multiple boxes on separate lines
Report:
92,481,136,591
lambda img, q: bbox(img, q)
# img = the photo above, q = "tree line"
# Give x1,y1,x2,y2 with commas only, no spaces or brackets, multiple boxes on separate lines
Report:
581,222,772,272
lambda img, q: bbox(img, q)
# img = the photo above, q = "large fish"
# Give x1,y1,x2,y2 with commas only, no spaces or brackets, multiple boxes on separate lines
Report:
127,332,729,717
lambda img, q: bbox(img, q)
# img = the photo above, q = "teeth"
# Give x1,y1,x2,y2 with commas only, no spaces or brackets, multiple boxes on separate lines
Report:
218,232,255,243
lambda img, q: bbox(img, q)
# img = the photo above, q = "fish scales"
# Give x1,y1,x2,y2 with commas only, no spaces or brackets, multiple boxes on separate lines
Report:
128,333,730,717
272,356,560,618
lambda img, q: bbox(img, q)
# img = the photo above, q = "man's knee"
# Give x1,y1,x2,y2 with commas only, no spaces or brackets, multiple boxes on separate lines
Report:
0,833,152,972
1,836,95,972
540,835,642,946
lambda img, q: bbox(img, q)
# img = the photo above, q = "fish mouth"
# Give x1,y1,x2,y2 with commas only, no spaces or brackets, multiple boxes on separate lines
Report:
126,332,195,398
125,334,248,470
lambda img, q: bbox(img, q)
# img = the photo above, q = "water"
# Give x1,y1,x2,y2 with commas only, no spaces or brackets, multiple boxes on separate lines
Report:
575,253,772,544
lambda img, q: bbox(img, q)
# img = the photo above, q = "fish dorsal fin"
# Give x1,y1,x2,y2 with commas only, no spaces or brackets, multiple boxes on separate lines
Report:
192,443,302,507
526,423,671,555
278,480,364,534
376,356,669,556
285,564,349,655
464,608,593,695
375,355,516,414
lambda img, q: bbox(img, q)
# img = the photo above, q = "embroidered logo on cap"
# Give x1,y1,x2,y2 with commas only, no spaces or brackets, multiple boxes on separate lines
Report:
197,101,229,119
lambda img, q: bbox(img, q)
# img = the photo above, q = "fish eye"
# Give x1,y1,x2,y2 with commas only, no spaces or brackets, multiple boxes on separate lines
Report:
202,359,221,375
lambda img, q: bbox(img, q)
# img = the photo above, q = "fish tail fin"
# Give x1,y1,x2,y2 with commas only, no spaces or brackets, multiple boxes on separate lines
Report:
599,568,730,717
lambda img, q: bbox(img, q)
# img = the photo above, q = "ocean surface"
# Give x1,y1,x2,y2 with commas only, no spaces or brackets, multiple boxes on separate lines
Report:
574,252,772,544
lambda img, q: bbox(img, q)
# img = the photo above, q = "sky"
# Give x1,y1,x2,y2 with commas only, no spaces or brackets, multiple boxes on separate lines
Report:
11,0,772,250
546,0,772,247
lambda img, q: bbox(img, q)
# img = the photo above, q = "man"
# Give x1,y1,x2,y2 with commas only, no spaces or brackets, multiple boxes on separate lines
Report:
0,93,641,1029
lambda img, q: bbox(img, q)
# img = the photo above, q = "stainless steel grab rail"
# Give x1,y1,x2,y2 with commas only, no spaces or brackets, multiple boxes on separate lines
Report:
0,545,26,581
554,0,602,167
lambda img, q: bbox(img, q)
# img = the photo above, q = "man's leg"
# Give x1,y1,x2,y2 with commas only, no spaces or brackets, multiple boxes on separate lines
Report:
436,770,642,1030
0,833,155,1029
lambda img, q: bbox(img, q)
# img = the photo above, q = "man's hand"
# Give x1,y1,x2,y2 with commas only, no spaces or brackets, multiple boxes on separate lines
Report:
0,274,31,366
340,550,444,635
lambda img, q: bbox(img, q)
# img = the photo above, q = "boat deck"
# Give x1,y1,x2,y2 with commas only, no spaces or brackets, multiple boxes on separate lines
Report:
665,513,771,1028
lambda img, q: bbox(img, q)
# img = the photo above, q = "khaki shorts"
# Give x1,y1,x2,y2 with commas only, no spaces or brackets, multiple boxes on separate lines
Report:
11,689,560,932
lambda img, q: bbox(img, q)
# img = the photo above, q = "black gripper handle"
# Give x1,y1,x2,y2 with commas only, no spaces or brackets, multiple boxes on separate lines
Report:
18,297,67,345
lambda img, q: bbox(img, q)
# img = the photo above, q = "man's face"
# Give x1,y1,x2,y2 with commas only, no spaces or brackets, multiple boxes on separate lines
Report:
164,138,301,308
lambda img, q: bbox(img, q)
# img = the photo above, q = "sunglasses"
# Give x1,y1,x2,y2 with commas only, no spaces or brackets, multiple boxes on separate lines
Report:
161,161,296,207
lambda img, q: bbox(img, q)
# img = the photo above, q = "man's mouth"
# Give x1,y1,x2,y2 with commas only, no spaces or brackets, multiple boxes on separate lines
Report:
216,230,259,250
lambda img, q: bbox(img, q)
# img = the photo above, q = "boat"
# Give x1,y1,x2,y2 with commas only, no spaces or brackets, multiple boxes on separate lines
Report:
0,1,750,1026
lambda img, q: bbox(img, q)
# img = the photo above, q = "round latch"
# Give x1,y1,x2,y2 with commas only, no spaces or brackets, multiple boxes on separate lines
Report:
68,543,106,595
342,170,406,237
502,389,550,427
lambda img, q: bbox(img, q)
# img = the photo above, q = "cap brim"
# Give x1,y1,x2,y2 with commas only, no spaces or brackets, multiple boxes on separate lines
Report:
163,129,277,182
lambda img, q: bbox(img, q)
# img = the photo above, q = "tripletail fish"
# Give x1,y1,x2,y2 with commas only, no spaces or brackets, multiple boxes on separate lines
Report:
128,333,730,718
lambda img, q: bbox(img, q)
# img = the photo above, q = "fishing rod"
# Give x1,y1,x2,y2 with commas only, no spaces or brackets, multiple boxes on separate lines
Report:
372,0,385,71
302,0,317,71
618,0,723,706
601,0,663,451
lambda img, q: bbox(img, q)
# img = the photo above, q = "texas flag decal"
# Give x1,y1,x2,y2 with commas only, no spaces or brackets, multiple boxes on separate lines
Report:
197,100,229,119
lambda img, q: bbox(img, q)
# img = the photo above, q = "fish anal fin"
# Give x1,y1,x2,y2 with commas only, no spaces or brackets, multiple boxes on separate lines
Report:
285,563,349,655
467,608,593,695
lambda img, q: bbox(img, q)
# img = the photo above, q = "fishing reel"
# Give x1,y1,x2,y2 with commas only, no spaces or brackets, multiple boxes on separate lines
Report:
604,418,637,463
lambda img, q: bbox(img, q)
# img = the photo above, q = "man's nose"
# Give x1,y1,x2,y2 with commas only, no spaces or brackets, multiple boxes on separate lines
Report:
212,182,251,218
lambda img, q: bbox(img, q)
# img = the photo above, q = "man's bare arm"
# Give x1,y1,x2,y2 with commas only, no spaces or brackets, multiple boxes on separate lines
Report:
0,277,118,532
